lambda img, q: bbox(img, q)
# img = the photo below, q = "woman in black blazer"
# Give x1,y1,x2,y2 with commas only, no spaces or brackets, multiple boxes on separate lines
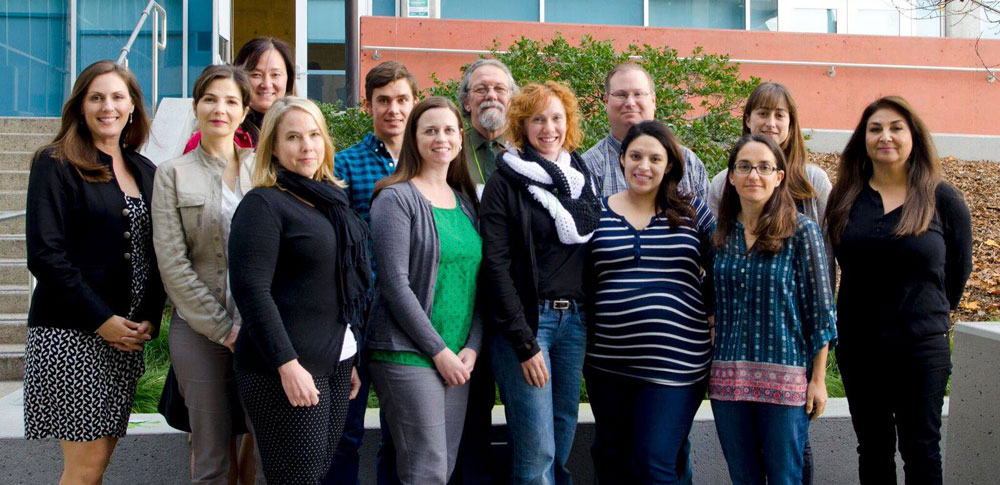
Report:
23,60,165,484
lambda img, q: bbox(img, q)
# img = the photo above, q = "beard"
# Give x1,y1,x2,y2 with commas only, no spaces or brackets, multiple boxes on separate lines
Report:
476,101,506,133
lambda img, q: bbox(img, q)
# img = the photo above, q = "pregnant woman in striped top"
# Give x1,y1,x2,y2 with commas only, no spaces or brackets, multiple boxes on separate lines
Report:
584,120,716,484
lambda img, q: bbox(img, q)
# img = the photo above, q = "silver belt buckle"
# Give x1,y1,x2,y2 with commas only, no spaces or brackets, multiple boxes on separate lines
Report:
552,299,571,310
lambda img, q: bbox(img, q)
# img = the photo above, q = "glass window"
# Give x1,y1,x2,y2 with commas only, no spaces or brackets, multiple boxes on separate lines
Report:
77,0,185,110
912,0,942,37
372,0,396,16
545,0,642,26
791,8,837,33
441,0,538,22
750,0,778,31
187,0,213,94
649,0,745,30
854,9,899,36
308,0,346,105
0,0,69,116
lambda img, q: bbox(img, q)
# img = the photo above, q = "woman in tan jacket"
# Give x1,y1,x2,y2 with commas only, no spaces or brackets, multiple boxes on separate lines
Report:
152,65,256,484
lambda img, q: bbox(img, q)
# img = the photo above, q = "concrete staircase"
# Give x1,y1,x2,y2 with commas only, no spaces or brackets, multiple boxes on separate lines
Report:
0,117,59,387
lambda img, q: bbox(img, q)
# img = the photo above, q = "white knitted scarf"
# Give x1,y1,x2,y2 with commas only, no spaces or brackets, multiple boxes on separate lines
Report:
501,147,595,244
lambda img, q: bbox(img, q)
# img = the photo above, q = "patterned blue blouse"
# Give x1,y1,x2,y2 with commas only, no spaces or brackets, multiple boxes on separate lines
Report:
709,214,837,406
586,196,716,386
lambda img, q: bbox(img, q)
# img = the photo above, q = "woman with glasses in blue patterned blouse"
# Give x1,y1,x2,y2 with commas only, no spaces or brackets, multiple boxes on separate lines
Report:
709,134,837,485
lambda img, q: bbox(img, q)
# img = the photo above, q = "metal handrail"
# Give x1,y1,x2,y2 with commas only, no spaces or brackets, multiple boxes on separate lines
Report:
116,1,168,110
360,45,998,82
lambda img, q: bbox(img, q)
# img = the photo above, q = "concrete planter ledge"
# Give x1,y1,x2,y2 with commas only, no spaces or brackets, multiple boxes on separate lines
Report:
945,321,1000,484
0,383,948,484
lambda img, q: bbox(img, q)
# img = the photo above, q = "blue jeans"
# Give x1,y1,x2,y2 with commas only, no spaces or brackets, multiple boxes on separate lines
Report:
491,302,587,485
585,366,703,484
712,400,809,485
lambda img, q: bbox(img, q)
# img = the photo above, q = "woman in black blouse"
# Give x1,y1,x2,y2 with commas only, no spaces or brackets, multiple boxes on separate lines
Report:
826,96,972,485
228,96,365,484
23,60,165,483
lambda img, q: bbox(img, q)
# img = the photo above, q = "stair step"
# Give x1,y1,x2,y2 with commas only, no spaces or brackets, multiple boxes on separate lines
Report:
0,260,28,286
0,171,28,191
0,379,22,399
0,213,24,233
0,236,25,260
0,134,52,153
0,286,29,314
0,117,61,134
0,152,33,171
0,314,28,345
0,343,25,380
0,191,26,212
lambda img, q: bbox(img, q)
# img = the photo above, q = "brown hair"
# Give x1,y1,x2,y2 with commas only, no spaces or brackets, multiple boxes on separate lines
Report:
364,61,418,104
604,62,655,101
373,97,478,211
505,81,584,153
743,82,815,201
34,60,150,183
192,64,255,140
713,135,798,255
618,120,693,226
253,96,343,188
826,96,940,243
234,37,295,97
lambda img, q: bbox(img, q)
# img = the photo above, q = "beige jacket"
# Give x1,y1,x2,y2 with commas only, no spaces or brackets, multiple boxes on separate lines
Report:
152,144,255,342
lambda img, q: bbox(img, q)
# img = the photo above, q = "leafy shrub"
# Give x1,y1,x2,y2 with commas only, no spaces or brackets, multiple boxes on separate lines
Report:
319,34,758,173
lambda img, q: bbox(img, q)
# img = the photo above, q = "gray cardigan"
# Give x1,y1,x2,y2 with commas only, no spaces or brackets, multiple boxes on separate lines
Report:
366,181,484,357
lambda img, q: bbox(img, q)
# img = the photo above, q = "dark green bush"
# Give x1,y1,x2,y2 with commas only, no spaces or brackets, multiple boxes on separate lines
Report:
320,34,758,173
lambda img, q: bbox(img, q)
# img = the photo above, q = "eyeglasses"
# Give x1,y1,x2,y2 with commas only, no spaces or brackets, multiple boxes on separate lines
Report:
471,85,510,96
733,161,779,176
609,90,651,101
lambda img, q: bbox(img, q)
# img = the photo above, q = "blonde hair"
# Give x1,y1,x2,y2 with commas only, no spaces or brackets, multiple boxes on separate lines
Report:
505,81,584,153
253,96,344,188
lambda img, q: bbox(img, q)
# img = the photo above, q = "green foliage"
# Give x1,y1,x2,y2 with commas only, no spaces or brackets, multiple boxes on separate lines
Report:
131,308,173,413
429,34,758,173
317,102,375,153
320,34,756,172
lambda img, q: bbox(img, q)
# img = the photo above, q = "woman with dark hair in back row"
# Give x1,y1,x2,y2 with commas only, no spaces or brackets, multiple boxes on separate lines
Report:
828,96,972,485
23,60,165,484
584,120,715,484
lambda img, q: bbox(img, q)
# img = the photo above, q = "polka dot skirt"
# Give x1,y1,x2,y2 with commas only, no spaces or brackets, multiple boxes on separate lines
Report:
236,359,353,484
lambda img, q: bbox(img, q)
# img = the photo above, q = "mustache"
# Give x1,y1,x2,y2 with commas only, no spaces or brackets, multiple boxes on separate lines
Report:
477,100,506,112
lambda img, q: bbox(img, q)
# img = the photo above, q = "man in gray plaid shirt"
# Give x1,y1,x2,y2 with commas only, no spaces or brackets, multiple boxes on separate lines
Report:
583,62,709,200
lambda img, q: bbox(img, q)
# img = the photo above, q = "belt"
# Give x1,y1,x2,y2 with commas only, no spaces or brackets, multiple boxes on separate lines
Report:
540,299,578,311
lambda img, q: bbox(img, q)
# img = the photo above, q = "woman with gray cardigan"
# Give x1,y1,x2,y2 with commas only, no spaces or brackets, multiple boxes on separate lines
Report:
367,97,484,484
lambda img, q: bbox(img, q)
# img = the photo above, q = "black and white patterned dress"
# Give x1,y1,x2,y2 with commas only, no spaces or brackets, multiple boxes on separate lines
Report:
24,195,152,441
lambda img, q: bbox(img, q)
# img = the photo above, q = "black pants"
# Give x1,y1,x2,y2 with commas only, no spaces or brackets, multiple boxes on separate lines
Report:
837,333,951,485
237,359,354,485
449,337,506,485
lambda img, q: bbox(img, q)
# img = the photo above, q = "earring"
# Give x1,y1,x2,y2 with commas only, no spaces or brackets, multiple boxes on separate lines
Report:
129,112,133,124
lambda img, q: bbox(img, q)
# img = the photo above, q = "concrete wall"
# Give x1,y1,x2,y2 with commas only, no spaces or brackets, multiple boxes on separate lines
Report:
945,322,1000,484
359,16,1000,136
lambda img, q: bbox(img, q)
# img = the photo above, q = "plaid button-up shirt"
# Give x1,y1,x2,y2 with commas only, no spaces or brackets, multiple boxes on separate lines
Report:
334,132,397,223
582,132,710,200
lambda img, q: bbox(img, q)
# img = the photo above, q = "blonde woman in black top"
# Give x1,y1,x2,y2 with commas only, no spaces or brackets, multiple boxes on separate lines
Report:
827,96,972,485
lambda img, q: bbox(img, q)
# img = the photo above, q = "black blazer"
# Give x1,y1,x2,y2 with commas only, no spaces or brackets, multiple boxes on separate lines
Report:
26,148,166,335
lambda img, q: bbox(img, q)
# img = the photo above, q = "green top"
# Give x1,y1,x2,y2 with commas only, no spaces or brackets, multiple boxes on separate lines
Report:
372,202,482,368
464,127,504,186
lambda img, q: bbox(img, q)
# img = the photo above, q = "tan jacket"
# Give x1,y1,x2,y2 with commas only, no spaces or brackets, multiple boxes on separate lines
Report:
152,145,255,342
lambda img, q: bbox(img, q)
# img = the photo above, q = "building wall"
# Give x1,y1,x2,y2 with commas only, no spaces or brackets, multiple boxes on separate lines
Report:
359,16,1000,135
233,0,296,60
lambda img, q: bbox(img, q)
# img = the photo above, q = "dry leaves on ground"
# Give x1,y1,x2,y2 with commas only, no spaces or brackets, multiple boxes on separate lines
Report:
811,153,1000,322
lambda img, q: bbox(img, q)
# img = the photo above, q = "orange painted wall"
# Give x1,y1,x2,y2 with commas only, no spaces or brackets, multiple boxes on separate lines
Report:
360,16,1000,135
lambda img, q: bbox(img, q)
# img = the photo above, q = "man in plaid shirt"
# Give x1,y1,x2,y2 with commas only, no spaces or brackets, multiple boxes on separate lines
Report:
583,62,709,200
327,61,417,485
334,61,418,223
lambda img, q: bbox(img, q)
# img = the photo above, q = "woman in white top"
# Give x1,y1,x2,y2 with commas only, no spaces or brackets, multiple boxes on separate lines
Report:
152,64,257,484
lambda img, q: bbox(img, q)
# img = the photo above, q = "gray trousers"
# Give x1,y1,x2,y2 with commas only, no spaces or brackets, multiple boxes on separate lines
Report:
169,311,246,484
370,359,471,484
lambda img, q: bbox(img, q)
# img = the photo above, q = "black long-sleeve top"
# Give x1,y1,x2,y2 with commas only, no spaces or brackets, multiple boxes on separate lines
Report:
26,149,165,334
229,187,347,376
834,182,972,343
480,157,590,362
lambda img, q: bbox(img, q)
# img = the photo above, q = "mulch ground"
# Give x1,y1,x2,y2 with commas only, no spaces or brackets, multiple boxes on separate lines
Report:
810,153,1000,322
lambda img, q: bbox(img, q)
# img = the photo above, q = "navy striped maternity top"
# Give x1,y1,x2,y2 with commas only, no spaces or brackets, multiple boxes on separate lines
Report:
586,196,716,386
